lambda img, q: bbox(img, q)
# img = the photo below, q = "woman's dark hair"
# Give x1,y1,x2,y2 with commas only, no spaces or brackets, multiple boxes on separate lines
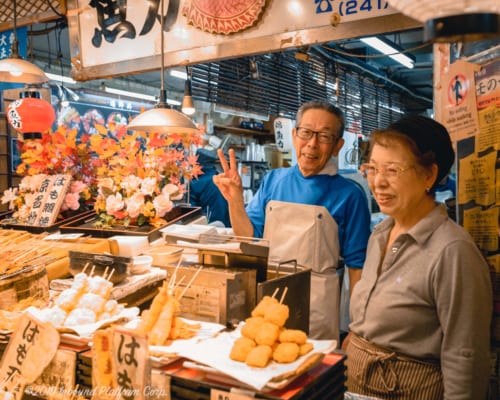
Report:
295,100,345,139
370,115,455,192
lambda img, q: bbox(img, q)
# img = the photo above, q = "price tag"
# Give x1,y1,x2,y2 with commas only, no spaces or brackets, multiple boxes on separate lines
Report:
210,389,255,400
0,313,60,400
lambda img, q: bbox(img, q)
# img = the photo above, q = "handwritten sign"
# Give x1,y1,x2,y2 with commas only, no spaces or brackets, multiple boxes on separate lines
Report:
26,174,71,227
112,327,149,400
93,327,149,400
0,313,60,400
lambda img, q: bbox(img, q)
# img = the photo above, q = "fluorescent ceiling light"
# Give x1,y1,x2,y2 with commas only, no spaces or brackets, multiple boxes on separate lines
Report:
45,72,77,84
360,36,415,69
105,87,181,106
214,104,269,121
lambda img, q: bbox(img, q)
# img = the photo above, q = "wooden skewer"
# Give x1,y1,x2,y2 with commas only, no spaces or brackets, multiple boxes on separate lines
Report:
90,264,96,276
107,268,115,282
82,262,90,275
280,287,288,304
179,265,203,300
173,274,186,293
103,266,109,280
272,287,280,299
168,256,183,289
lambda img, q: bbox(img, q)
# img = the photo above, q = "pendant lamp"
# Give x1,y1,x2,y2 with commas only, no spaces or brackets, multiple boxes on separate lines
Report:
386,0,500,42
181,67,196,116
127,0,197,134
0,0,48,84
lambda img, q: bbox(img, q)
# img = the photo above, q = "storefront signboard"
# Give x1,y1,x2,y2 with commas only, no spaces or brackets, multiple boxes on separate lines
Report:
66,0,421,81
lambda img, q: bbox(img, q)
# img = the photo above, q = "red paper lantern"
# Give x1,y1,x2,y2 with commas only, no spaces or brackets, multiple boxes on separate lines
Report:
7,92,55,139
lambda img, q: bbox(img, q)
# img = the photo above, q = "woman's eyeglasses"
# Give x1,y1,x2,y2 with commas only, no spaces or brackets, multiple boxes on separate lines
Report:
296,127,338,144
359,163,415,181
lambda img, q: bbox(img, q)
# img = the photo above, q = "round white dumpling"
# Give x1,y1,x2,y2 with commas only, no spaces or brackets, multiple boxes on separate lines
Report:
77,293,106,315
88,276,113,297
55,288,81,311
103,299,118,314
64,308,96,326
47,306,67,327
71,273,89,292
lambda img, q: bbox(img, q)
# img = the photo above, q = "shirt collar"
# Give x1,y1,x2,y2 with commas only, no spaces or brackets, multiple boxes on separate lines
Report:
373,203,449,245
317,158,338,176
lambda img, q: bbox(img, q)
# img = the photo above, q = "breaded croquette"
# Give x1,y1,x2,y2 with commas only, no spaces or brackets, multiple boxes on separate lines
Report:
245,345,273,368
255,321,280,346
279,329,308,345
230,337,256,362
273,342,300,363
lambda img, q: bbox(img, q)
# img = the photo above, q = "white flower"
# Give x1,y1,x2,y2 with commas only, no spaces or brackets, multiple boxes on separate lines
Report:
140,177,157,196
121,175,142,195
125,192,145,219
1,188,18,209
153,192,174,217
163,183,183,201
105,193,125,215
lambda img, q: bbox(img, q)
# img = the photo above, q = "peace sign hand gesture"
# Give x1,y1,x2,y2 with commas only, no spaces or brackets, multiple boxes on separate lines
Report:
212,149,244,203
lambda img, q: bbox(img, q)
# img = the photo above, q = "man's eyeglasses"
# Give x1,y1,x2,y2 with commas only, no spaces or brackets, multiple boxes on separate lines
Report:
359,163,415,181
296,127,338,144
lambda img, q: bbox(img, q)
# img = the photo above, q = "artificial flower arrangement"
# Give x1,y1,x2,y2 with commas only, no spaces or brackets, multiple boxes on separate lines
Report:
1,127,95,223
1,121,203,229
89,126,203,228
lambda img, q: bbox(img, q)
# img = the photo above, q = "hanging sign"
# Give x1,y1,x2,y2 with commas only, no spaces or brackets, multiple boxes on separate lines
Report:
273,117,294,153
66,0,417,81
0,313,60,400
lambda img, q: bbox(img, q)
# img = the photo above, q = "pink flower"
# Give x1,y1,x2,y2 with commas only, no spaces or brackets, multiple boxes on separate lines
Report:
126,193,145,219
70,180,87,194
106,193,125,215
63,192,81,211
153,192,173,217
140,177,158,196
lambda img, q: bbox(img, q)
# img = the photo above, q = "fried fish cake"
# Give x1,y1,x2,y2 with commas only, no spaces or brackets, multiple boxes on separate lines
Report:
255,321,280,346
264,303,289,327
299,342,314,356
241,316,264,340
273,342,300,363
279,329,307,345
251,296,279,317
245,345,273,368
230,337,256,362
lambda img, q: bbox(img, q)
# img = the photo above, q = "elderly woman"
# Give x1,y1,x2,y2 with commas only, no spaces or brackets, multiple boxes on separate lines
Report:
344,115,492,399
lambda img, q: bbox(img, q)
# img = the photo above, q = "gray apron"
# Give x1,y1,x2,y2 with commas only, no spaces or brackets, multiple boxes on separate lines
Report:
263,200,340,341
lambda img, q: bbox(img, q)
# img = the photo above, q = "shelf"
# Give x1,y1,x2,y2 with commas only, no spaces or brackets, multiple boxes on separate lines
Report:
214,125,272,136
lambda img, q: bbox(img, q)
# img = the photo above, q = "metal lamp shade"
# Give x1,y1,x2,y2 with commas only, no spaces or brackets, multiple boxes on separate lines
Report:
0,57,48,84
127,107,198,134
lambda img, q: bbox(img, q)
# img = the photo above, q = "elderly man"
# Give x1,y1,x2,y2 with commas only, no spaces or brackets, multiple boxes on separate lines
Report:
213,100,371,340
